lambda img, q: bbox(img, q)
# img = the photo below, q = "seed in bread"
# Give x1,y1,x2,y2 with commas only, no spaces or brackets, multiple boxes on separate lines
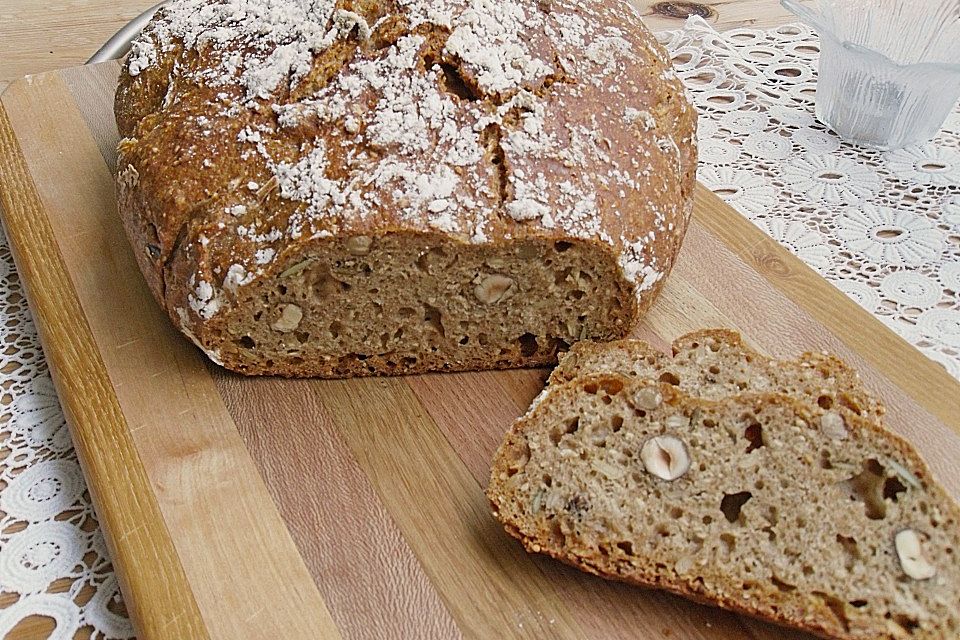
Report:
114,0,697,377
488,375,960,640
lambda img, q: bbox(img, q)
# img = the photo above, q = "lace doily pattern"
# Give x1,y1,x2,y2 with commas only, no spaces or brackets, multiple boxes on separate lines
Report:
0,229,134,638
2,18,960,638
659,18,960,380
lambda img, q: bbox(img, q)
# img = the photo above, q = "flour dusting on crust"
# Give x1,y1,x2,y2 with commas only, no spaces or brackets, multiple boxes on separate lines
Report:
118,0,696,320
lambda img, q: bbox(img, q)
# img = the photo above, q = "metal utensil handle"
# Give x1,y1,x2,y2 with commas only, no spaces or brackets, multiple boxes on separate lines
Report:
87,2,167,64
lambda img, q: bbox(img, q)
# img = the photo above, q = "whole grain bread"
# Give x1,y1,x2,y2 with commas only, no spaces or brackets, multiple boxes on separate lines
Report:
488,374,960,640
114,0,697,377
549,329,885,422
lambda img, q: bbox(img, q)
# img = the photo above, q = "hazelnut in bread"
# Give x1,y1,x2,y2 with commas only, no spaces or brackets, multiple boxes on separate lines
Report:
114,0,696,377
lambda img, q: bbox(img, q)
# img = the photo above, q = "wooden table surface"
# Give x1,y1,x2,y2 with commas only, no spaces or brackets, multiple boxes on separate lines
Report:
0,0,794,92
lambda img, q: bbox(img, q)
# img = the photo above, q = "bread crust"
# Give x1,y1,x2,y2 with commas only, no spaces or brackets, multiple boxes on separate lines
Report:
489,374,960,640
114,0,697,376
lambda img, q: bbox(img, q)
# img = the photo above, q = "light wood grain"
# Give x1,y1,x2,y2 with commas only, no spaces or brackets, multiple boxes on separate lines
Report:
0,0,155,84
1,69,341,640
218,374,464,640
0,87,208,640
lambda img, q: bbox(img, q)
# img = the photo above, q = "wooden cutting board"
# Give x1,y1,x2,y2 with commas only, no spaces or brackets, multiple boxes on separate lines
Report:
1,57,958,640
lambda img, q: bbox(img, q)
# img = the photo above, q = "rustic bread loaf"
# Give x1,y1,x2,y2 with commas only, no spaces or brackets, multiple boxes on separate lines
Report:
488,375,960,640
549,329,885,422
113,0,697,377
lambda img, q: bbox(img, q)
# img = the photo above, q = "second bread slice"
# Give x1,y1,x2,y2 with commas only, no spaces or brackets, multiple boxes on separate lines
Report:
549,329,884,421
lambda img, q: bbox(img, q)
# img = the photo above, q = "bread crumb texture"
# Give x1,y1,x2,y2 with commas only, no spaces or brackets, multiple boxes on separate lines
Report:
115,0,697,377
489,332,960,640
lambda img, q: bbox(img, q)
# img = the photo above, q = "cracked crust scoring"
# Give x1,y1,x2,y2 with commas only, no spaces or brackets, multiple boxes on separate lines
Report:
115,0,697,375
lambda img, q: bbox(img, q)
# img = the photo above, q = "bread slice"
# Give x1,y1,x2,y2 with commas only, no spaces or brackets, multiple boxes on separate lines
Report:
549,329,884,422
488,375,960,640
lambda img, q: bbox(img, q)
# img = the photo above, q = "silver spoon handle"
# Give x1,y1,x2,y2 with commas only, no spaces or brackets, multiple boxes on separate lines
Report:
87,2,167,64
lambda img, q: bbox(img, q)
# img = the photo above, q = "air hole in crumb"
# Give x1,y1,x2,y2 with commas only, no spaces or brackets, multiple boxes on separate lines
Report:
329,321,344,339
478,333,489,346
817,395,834,409
703,418,717,428
708,364,720,375
883,476,907,503
744,422,764,452
519,333,538,357
238,336,256,349
555,240,573,252
611,415,624,432
459,336,469,345
771,576,796,592
702,515,713,525
802,564,814,576
849,599,868,608
719,533,735,554
841,458,888,520
584,382,599,394
836,534,859,570
423,304,445,337
548,520,565,546
893,615,920,632
505,441,530,477
616,540,634,555
659,371,681,386
253,311,263,321
549,417,580,445
669,507,683,519
415,247,447,272
815,592,850,632
600,379,623,395
720,491,752,523
820,449,833,469
543,474,553,487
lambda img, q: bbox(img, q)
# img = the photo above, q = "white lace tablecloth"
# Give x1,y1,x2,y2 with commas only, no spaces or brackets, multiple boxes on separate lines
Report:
2,16,959,638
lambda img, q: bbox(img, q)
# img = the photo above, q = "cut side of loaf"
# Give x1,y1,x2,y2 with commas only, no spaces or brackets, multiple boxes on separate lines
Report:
207,234,635,376
488,375,960,640
549,329,885,422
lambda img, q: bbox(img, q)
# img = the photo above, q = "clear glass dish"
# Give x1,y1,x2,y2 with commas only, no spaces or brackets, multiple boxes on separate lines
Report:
781,0,960,150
